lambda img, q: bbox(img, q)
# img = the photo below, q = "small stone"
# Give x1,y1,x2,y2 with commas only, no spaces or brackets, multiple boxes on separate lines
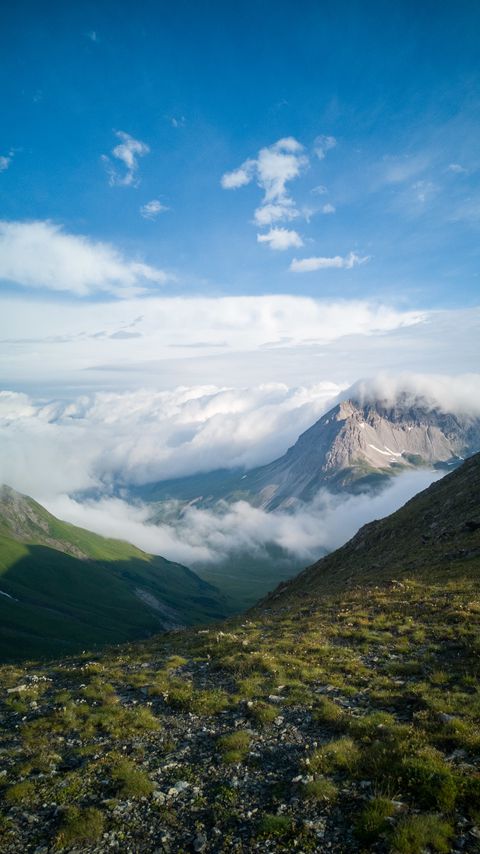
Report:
193,833,207,852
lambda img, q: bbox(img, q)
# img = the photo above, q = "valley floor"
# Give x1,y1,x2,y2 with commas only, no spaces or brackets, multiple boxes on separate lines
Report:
1,570,480,853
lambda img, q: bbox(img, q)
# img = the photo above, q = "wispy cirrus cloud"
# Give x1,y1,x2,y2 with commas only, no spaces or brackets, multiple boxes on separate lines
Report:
102,131,149,187
314,134,336,160
0,220,170,297
290,251,369,273
0,151,13,172
140,199,169,220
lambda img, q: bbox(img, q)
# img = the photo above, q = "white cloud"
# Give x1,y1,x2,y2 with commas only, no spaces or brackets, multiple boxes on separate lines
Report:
44,468,443,567
314,135,336,160
290,252,369,273
342,372,480,416
322,203,336,214
140,200,169,220
447,163,467,174
0,154,12,172
222,138,308,233
1,372,478,570
102,131,149,187
256,137,307,202
257,228,303,250
0,382,344,498
0,220,170,296
253,201,299,226
2,372,478,507
221,158,256,189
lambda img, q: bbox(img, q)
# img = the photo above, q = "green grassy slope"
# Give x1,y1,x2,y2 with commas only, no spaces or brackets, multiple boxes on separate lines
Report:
1,458,480,851
0,486,226,661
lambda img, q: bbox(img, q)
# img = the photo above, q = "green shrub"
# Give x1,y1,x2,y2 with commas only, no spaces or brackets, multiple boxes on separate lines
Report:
354,796,395,844
401,751,457,812
163,678,193,708
4,781,36,805
460,773,480,820
218,730,251,764
309,737,360,774
313,697,347,730
247,701,278,726
190,688,230,716
303,777,338,802
55,806,105,846
258,813,293,838
110,758,154,798
349,711,397,739
391,813,454,854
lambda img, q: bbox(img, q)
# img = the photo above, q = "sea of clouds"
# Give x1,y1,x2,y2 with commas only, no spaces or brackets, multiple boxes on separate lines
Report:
1,372,479,568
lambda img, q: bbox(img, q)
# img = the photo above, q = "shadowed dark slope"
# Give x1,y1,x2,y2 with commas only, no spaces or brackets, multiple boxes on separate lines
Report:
264,451,480,606
0,486,226,661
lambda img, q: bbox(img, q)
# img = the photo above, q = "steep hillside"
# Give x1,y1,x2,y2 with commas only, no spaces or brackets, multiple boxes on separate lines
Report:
265,450,480,606
1,459,480,852
0,486,226,661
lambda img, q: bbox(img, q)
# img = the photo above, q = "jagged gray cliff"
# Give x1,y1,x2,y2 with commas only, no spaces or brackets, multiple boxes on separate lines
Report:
135,395,480,511
236,396,480,508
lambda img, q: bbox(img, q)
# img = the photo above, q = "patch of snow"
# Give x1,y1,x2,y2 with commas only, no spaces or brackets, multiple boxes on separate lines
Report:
384,446,403,458
368,443,396,457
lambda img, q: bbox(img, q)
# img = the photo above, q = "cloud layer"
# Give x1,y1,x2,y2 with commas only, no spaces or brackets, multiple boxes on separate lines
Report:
0,382,343,497
45,469,443,567
1,373,477,569
1,372,478,502
344,372,480,415
0,220,169,296
0,294,425,388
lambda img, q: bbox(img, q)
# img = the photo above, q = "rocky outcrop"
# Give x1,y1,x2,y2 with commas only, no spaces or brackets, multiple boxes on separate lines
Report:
234,398,480,509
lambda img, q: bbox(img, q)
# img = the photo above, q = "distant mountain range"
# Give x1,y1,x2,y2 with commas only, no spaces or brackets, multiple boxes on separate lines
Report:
137,395,480,510
0,485,226,661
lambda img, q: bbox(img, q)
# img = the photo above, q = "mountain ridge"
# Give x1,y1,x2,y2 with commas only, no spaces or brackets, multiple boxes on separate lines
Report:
262,450,480,606
0,485,227,661
137,396,480,511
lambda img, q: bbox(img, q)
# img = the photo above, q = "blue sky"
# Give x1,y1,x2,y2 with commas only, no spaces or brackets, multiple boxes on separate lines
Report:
1,0,479,303
0,0,479,396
